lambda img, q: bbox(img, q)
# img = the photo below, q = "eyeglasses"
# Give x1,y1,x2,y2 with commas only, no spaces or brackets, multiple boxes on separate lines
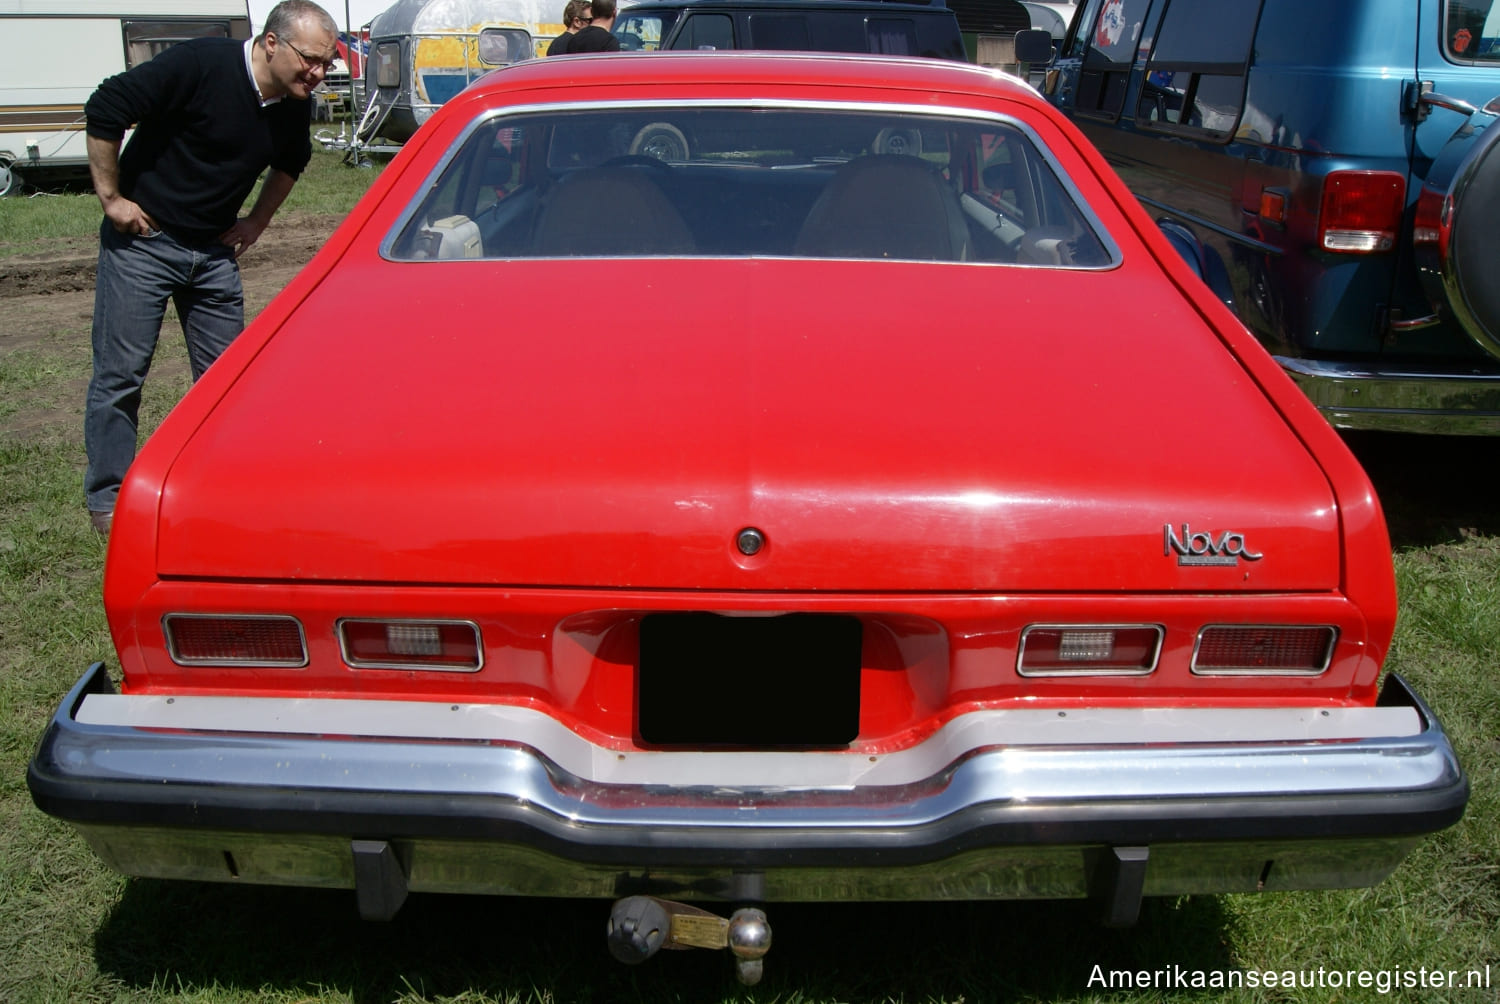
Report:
574,15,594,23
281,36,339,74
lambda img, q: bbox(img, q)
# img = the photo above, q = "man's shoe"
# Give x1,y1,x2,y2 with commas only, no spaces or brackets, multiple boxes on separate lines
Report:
89,510,113,537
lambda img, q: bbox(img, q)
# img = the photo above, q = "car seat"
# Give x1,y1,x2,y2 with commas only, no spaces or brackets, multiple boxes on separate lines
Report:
531,165,697,256
793,154,970,261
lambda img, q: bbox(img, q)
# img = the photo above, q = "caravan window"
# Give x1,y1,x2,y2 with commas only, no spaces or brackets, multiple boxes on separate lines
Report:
122,20,246,68
373,42,402,87
479,28,533,64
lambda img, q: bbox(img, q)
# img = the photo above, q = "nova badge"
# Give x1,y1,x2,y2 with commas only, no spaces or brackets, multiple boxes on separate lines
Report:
1164,523,1264,567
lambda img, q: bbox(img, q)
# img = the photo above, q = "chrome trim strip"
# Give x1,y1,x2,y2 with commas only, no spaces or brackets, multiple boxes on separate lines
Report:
378,96,1123,269
161,613,308,668
1275,355,1500,435
1388,311,1442,331
1134,195,1283,255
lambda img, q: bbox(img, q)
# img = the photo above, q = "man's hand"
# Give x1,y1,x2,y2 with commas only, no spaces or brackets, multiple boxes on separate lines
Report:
88,135,158,235
219,216,270,259
101,194,159,236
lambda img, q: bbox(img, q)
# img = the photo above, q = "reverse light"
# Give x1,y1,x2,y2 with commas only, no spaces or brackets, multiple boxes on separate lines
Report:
163,614,308,667
1191,625,1337,676
1318,170,1405,253
339,619,483,672
1017,625,1162,676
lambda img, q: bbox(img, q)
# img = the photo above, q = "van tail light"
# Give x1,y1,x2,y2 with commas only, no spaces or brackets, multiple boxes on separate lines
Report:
1318,170,1405,253
163,614,308,667
1018,625,1162,676
339,619,483,672
1192,625,1337,676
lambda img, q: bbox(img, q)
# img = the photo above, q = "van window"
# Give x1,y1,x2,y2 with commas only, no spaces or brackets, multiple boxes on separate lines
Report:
868,18,920,55
1149,0,1259,68
1446,0,1500,62
674,13,734,49
751,14,812,49
1074,0,1153,120
616,12,674,49
1136,0,1261,140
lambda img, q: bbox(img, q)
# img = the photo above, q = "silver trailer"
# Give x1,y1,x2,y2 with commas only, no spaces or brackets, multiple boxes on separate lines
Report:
353,0,554,150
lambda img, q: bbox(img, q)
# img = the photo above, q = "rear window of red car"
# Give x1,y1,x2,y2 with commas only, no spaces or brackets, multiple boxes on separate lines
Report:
387,104,1116,266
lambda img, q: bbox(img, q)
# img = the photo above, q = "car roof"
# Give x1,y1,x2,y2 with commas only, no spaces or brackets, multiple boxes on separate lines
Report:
464,50,1034,102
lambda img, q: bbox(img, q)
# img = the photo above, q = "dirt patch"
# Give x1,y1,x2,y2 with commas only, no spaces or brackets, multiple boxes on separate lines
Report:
0,214,341,303
0,213,343,444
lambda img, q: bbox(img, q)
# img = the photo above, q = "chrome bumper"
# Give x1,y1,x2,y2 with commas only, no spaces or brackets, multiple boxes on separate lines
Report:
1277,355,1500,434
29,664,1467,910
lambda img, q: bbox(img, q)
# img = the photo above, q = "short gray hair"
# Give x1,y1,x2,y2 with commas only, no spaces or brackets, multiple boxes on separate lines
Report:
259,0,338,43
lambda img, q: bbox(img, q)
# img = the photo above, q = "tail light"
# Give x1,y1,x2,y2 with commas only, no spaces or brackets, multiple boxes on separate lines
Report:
1017,625,1162,676
1192,625,1336,676
163,614,308,667
1318,170,1405,253
339,619,483,672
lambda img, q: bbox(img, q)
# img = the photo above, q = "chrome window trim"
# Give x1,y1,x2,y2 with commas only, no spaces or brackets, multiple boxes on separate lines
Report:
1016,622,1163,676
379,96,1124,269
161,613,309,668
337,617,485,673
1190,624,1337,677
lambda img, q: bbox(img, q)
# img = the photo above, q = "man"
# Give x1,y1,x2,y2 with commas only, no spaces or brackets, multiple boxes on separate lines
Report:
547,0,591,55
567,0,622,51
81,0,338,536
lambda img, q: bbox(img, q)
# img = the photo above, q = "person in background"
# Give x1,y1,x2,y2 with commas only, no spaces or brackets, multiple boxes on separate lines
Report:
548,0,592,55
567,0,622,52
81,0,338,537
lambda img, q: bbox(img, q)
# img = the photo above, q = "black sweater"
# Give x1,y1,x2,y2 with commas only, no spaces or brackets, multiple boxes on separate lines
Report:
85,38,312,243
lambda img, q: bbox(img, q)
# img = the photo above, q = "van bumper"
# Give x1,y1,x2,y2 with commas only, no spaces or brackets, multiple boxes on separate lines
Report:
1278,356,1500,434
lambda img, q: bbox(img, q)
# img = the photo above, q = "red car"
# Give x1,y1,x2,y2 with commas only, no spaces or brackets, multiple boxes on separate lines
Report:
30,52,1466,984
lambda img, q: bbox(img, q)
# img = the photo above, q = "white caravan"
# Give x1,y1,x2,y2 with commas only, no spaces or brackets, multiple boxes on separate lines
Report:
0,0,252,195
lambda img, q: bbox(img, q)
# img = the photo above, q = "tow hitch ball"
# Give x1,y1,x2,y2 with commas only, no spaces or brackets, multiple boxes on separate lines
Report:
607,895,772,985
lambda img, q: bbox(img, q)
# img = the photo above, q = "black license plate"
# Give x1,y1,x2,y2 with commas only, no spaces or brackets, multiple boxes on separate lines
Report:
638,612,862,748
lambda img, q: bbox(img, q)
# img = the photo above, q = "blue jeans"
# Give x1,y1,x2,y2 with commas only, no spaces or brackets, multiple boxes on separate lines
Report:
84,220,243,513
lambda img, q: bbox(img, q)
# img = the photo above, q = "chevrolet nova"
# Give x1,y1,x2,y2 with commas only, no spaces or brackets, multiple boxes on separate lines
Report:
29,52,1467,984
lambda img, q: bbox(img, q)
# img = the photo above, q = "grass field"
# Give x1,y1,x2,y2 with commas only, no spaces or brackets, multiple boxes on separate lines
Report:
1,142,1497,1004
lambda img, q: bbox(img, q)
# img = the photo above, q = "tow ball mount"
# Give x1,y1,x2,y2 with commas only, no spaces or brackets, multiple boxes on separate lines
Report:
606,895,772,985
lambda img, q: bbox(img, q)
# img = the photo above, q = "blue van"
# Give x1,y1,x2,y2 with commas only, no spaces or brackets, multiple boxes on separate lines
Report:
1045,0,1500,434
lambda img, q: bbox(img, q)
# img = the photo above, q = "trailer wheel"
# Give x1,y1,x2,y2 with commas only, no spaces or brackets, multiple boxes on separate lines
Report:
0,158,20,197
